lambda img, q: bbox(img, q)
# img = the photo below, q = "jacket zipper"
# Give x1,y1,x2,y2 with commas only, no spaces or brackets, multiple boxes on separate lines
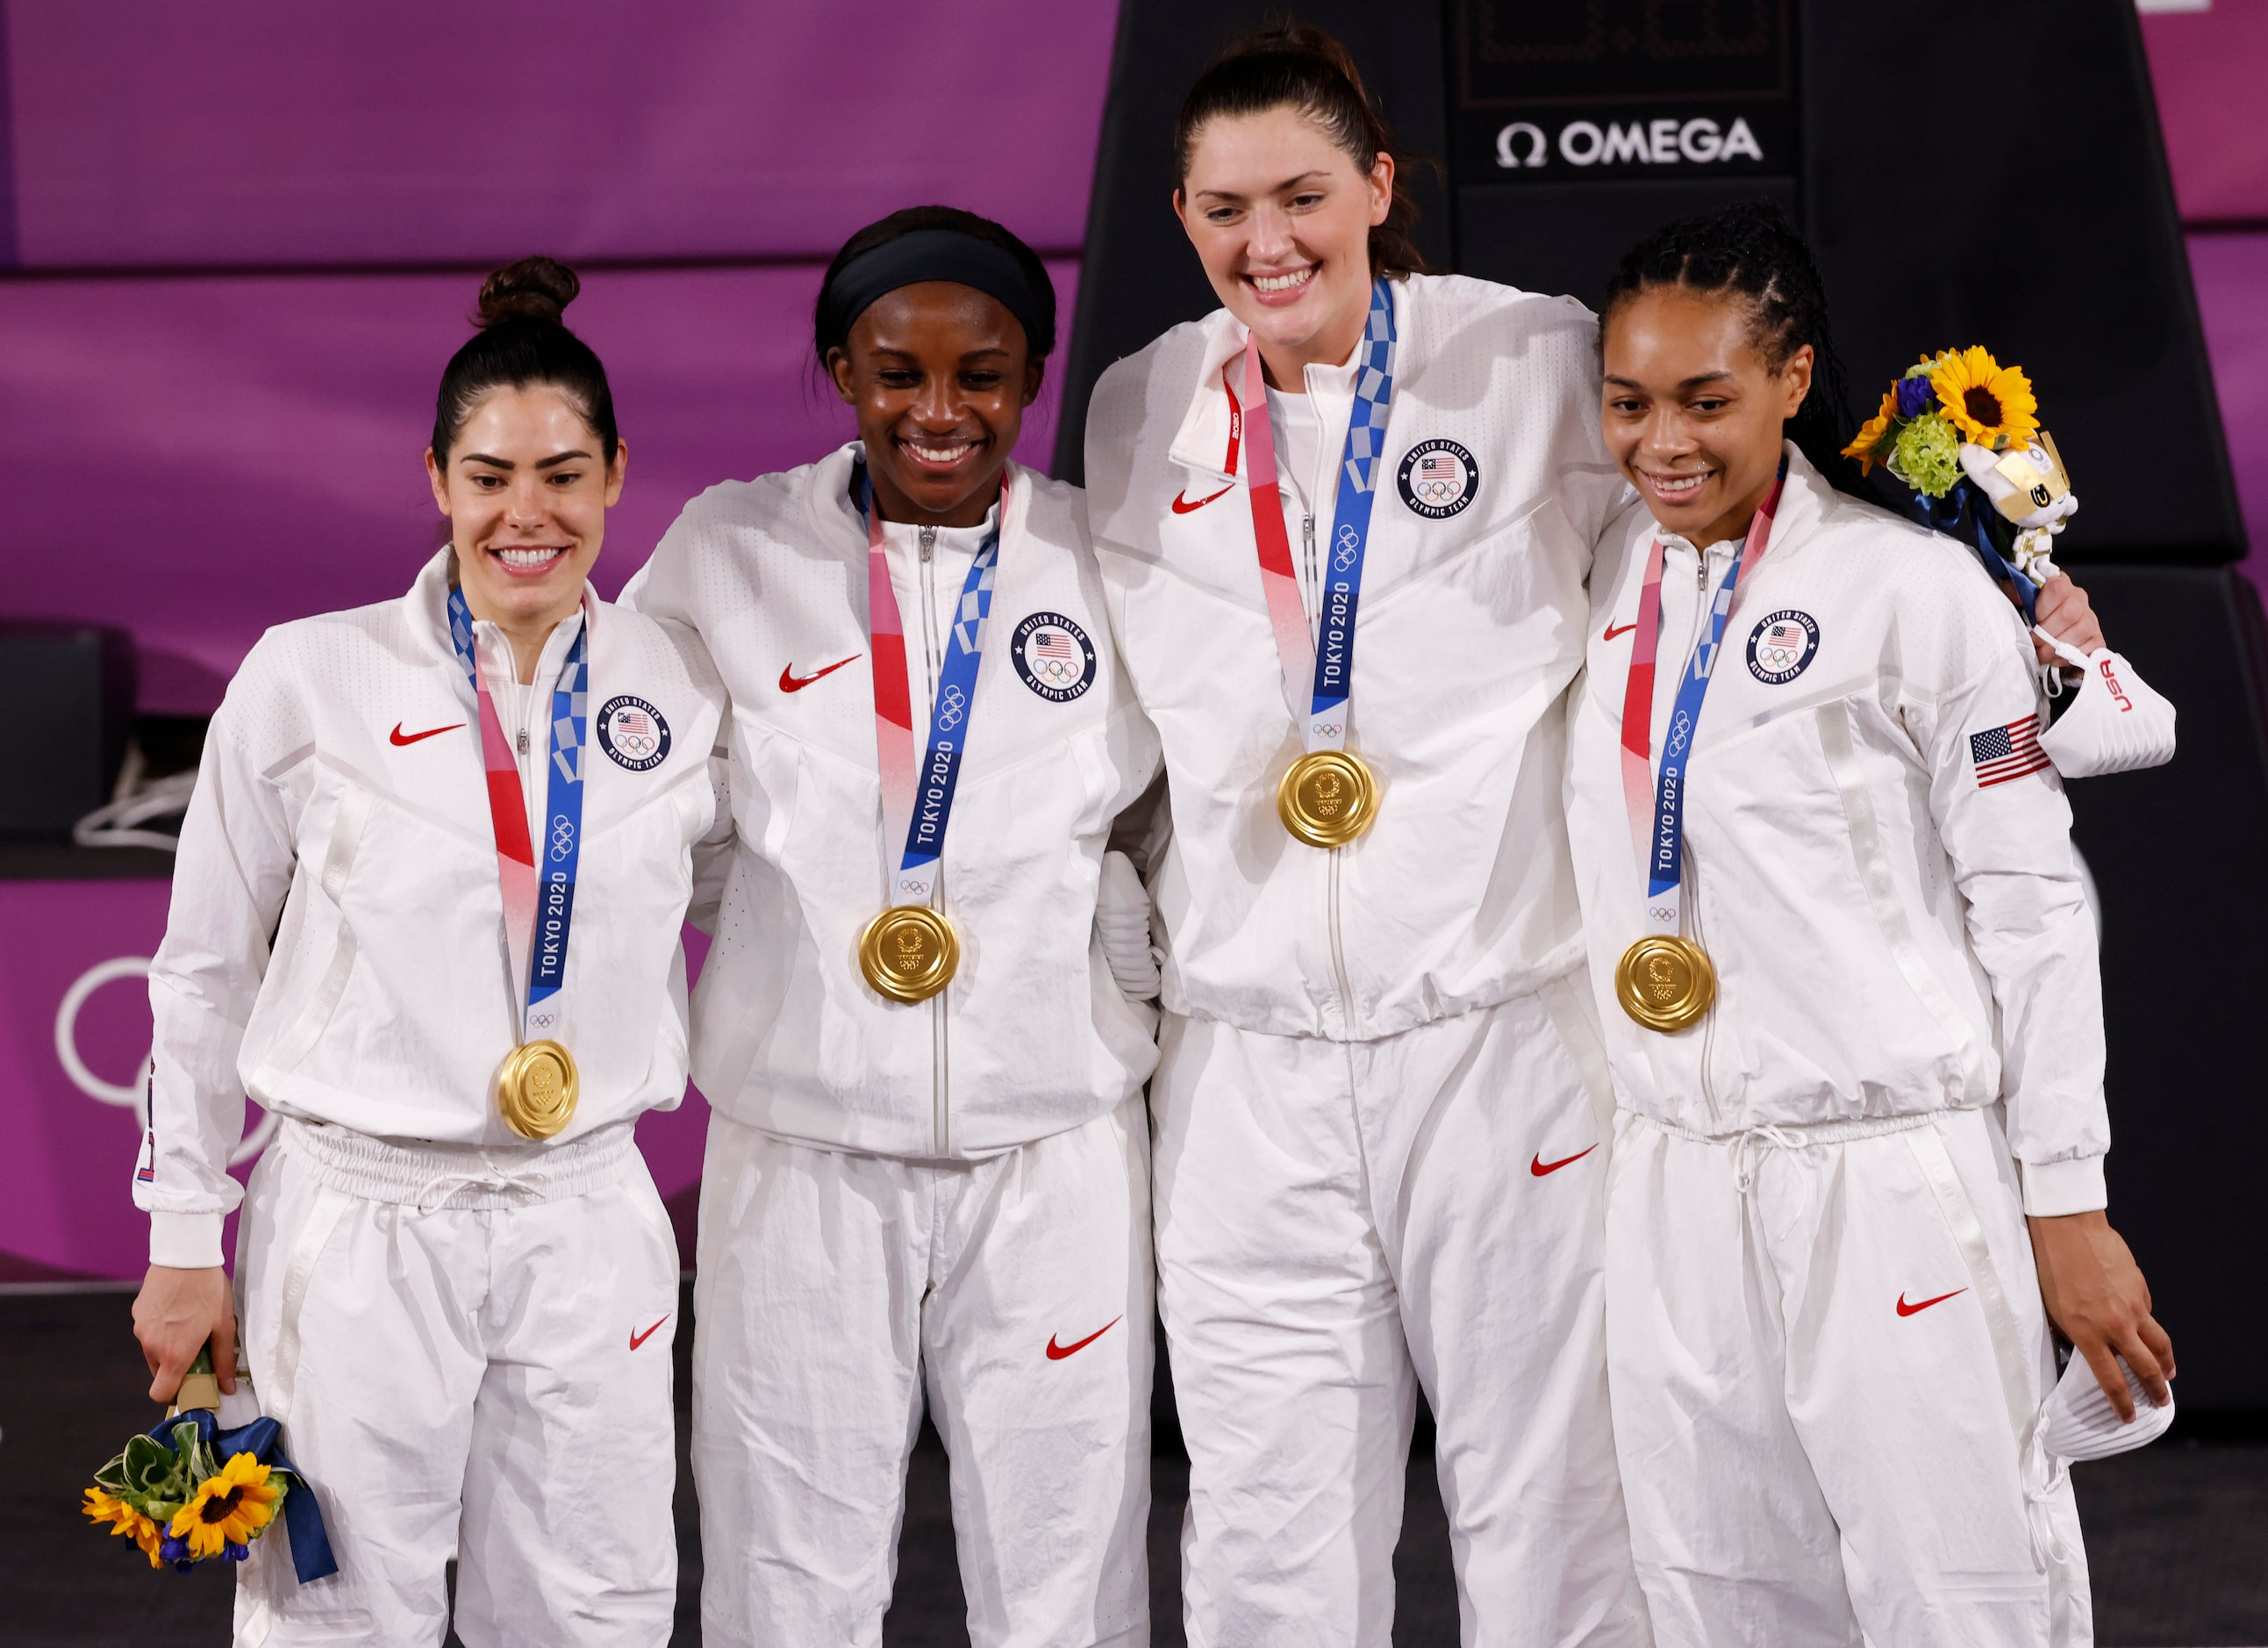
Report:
914,524,949,1155
1302,511,1317,624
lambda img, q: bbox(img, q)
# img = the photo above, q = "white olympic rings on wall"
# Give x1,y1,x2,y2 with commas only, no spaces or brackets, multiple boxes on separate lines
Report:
53,956,275,1166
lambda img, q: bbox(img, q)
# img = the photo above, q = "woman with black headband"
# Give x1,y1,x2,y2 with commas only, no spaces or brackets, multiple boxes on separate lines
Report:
623,206,1163,1646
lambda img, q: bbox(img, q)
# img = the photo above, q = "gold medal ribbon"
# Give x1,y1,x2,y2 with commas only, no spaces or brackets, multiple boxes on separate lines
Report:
852,465,1006,1002
1237,280,1398,848
1613,460,1790,1033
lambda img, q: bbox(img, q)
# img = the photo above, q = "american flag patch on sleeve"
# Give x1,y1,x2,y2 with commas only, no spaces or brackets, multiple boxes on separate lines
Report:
1969,713,2050,788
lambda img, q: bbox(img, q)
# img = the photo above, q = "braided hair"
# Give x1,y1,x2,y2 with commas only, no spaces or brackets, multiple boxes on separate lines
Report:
1600,202,1864,496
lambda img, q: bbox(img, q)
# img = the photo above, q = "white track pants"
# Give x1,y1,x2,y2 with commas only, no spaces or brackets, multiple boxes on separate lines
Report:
1605,1106,2090,1647
691,1100,1152,1648
1153,985,1650,1647
228,1121,681,1647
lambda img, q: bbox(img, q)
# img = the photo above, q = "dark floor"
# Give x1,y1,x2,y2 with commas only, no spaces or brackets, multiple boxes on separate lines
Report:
5,1286,2263,1645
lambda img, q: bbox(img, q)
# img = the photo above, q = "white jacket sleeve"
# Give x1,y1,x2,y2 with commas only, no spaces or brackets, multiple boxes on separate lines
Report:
689,749,735,936
1908,603,2110,1217
138,691,302,1266
640,612,735,936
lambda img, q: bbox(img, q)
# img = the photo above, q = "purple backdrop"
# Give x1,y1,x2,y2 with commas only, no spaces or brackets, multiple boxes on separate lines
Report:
6,2,1104,268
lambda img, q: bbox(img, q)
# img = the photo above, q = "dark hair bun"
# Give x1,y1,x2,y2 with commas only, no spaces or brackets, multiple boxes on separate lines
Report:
475,256,580,328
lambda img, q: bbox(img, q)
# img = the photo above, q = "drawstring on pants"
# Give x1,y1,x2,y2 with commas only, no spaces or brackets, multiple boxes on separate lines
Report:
1728,1125,1807,1194
412,1158,554,1213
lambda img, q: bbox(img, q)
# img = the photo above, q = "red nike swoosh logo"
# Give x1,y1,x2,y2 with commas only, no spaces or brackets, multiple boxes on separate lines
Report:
1603,622,1638,641
390,721,464,746
1170,484,1233,514
1045,1317,1122,1361
1530,1145,1599,1177
629,1315,670,1351
780,656,858,693
1895,1288,1967,1317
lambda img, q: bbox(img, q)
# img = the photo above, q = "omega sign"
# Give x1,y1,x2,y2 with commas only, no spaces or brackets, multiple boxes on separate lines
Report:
1494,116,1764,171
1452,0,1794,186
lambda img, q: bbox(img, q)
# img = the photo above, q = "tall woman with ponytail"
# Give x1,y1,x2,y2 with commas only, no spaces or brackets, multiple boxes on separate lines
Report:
130,259,725,1645
1569,203,2170,1644
1082,27,1650,1644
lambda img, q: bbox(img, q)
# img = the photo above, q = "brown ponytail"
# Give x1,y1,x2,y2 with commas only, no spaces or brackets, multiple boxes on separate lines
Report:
1172,25,1430,279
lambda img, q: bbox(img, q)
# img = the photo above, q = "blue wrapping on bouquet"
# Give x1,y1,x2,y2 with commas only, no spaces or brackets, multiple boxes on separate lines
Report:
145,1409,339,1582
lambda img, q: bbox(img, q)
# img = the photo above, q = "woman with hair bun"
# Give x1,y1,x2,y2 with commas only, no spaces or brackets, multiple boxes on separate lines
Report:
623,205,1163,1646
1570,201,2166,1645
1081,25,1651,1644
131,256,726,1645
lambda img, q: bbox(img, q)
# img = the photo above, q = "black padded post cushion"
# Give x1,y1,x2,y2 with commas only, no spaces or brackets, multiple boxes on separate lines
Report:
0,624,134,838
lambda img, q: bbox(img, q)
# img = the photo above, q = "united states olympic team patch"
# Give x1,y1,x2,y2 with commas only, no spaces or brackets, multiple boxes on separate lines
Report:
597,695,672,770
1397,439,1479,519
1745,610,1820,684
1012,612,1097,702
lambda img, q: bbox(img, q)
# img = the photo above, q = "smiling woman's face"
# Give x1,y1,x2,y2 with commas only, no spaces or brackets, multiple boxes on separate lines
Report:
1600,285,1812,548
1175,104,1390,381
425,383,624,636
827,282,1042,529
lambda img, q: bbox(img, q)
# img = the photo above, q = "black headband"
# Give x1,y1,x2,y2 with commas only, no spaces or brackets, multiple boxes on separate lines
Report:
816,229,1054,359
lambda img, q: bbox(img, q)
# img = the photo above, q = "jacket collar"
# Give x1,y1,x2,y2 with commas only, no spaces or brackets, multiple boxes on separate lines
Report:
1657,440,1837,570
404,546,599,682
1751,440,1836,569
1164,280,1411,483
805,439,1030,561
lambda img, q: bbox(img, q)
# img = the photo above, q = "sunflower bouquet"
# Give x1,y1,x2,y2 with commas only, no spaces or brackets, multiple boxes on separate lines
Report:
1842,346,2076,620
82,1347,337,1581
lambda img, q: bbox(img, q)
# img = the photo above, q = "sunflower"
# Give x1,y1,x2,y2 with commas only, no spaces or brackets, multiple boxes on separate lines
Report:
1842,387,1899,471
84,1486,166,1567
1929,346,2038,450
168,1453,281,1559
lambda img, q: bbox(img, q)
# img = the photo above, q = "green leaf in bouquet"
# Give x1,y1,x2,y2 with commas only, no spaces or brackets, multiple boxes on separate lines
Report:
119,1433,185,1499
92,1449,133,1495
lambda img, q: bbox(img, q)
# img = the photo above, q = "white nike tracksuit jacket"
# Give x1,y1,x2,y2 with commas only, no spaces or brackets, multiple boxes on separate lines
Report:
1567,445,2107,1646
1084,273,1651,1646
622,445,1163,1648
140,550,726,1646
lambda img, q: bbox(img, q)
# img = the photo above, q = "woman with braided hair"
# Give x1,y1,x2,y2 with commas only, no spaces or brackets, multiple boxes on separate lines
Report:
1566,200,2170,1644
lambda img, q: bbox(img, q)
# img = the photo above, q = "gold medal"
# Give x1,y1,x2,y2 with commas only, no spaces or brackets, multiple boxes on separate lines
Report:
859,905,960,1002
1277,749,1380,849
496,1038,579,1140
1615,935,1716,1032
